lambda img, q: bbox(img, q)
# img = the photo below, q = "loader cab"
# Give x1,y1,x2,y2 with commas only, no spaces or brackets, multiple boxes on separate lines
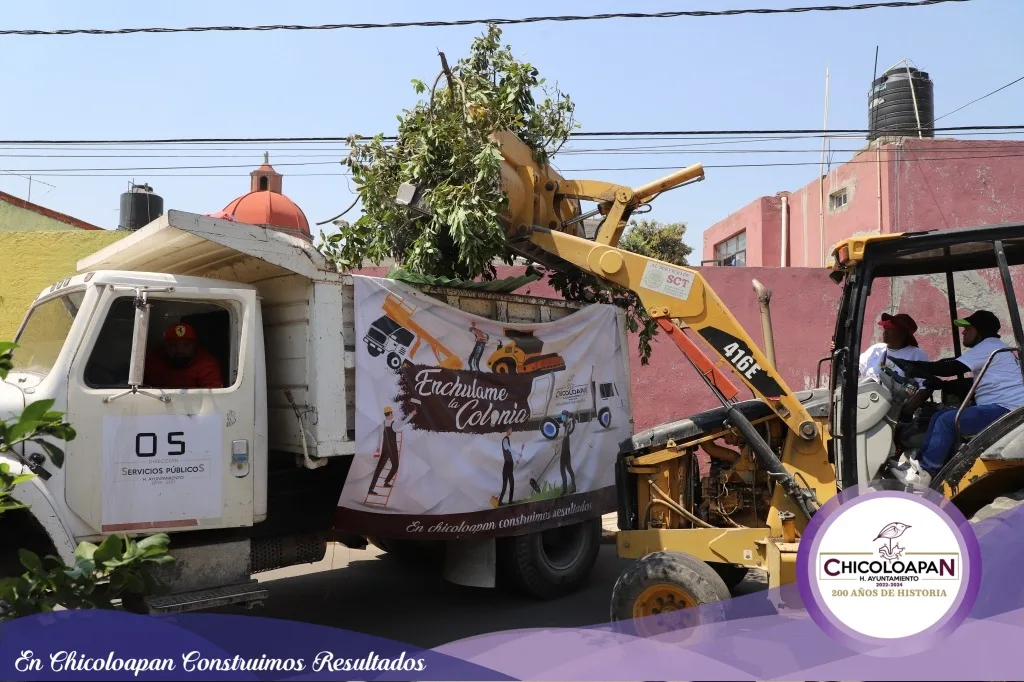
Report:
827,224,1024,494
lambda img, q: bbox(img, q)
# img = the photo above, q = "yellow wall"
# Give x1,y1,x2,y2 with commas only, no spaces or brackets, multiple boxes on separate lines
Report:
0,230,127,340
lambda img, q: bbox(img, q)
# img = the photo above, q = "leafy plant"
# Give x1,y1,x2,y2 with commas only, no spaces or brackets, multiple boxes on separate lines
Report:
0,342,172,621
317,25,680,364
618,219,692,267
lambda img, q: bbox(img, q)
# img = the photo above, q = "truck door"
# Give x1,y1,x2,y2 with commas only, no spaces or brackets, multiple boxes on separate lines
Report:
65,284,259,535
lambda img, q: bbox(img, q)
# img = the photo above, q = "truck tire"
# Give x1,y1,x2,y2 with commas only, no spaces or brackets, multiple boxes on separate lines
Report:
386,353,403,370
610,550,731,637
598,407,612,428
497,518,601,600
540,418,560,440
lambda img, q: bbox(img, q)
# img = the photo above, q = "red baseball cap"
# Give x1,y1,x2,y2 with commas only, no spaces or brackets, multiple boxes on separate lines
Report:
164,322,197,342
879,313,919,346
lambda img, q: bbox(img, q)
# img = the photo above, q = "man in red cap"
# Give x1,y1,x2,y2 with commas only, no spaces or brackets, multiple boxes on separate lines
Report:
858,312,930,386
144,322,224,389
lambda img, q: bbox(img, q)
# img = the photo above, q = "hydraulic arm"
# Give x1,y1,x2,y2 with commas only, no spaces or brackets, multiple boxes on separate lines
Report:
396,131,825,518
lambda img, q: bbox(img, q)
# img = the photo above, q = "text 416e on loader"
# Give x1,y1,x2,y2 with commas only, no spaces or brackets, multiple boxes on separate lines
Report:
401,130,1024,634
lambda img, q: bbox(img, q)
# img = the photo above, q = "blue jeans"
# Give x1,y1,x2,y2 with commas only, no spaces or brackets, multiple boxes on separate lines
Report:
919,404,1010,474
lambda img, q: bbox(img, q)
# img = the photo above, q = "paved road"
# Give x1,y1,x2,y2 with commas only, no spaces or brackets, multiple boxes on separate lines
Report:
216,542,768,649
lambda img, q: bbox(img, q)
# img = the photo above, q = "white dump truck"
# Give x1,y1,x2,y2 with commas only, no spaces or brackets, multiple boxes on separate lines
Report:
0,210,633,613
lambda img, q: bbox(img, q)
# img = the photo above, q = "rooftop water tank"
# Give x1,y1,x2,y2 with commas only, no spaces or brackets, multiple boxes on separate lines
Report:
118,183,164,231
868,65,935,141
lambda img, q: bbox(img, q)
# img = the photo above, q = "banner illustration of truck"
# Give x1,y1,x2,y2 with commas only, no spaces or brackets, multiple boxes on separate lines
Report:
337,276,633,539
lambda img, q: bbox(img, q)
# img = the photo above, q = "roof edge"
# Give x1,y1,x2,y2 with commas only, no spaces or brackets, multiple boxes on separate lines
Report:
0,189,104,231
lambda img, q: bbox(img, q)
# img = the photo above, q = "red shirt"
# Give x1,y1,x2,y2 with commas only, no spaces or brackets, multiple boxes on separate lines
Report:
145,347,224,389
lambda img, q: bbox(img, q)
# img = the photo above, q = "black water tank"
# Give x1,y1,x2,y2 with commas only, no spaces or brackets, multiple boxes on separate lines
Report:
868,66,935,141
118,183,164,231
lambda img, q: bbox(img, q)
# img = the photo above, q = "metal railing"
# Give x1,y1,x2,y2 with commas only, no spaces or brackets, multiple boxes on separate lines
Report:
954,346,1021,443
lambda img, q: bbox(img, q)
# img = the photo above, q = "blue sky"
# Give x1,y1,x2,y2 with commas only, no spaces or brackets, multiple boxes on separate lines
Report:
1,0,1021,256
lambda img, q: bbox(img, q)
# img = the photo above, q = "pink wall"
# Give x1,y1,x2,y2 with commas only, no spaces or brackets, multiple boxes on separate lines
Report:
703,138,1024,268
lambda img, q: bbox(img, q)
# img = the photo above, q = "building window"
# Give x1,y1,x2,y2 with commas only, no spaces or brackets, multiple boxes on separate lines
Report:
259,176,269,191
829,188,849,212
713,231,746,266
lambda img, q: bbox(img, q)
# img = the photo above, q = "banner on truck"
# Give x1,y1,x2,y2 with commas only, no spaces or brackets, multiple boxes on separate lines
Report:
335,276,632,540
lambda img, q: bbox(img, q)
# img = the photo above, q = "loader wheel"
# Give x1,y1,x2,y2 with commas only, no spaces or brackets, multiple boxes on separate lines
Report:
610,551,731,637
386,353,402,370
709,562,749,589
968,488,1024,525
497,518,601,600
493,358,517,374
598,407,612,428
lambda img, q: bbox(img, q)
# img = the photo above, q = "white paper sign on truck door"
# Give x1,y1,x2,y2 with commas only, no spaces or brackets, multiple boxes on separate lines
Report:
102,414,223,532
335,276,633,540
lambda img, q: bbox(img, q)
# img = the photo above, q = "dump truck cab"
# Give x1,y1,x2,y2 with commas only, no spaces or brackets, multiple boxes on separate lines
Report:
827,223,1024,516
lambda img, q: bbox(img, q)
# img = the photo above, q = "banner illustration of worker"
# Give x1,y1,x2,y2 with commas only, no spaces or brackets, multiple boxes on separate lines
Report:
337,275,632,540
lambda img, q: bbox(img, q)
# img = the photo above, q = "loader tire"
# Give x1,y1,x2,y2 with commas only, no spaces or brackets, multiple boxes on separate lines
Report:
610,550,731,637
968,488,1024,525
709,562,749,589
492,358,517,374
497,518,601,600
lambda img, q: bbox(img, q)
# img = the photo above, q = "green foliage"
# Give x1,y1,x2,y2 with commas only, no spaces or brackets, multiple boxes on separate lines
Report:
316,25,692,365
0,534,172,620
618,219,692,267
320,24,576,281
0,343,172,621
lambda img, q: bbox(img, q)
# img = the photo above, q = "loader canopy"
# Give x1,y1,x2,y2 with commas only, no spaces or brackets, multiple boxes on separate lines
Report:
829,222,1024,489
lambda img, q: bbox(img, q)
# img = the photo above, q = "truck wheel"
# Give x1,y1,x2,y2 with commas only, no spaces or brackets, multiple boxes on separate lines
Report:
386,353,402,370
709,562,749,589
540,418,560,440
610,551,731,637
598,407,612,428
498,518,601,600
493,358,517,374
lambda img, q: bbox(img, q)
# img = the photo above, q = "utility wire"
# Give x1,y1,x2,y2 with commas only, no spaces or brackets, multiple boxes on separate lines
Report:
15,150,1024,177
931,75,1024,124
0,0,972,37
0,123,1019,146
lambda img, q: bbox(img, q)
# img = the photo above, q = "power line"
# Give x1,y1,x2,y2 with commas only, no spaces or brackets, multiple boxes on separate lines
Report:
0,123,1020,146
0,1,972,37
932,75,1024,124
15,149,1024,177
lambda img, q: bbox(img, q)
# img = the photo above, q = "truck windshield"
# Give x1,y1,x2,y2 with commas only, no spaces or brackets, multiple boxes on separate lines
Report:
13,291,85,377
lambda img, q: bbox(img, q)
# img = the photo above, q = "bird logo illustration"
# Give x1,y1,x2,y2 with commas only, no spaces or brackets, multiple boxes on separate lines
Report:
873,521,911,560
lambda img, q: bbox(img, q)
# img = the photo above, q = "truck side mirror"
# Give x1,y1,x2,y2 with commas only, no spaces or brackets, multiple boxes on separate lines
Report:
127,297,151,388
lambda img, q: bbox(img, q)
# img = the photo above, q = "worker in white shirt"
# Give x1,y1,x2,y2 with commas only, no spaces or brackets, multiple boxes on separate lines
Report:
890,310,1024,486
858,313,932,416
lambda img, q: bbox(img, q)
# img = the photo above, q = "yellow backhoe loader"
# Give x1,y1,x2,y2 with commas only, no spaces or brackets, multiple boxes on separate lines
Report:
396,130,1024,635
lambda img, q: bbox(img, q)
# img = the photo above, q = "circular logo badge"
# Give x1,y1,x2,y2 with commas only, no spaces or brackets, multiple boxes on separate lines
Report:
642,270,664,289
797,483,981,654
175,324,187,338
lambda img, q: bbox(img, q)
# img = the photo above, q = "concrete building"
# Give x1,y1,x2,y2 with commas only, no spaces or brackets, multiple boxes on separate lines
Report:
702,137,1024,268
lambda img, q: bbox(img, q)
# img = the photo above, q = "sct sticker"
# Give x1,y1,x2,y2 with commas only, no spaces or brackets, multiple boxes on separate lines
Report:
640,261,694,301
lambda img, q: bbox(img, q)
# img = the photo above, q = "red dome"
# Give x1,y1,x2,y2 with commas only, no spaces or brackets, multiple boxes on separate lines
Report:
218,153,311,239
222,191,310,238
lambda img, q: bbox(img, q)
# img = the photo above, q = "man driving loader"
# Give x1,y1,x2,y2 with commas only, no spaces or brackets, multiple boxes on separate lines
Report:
890,309,1024,486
